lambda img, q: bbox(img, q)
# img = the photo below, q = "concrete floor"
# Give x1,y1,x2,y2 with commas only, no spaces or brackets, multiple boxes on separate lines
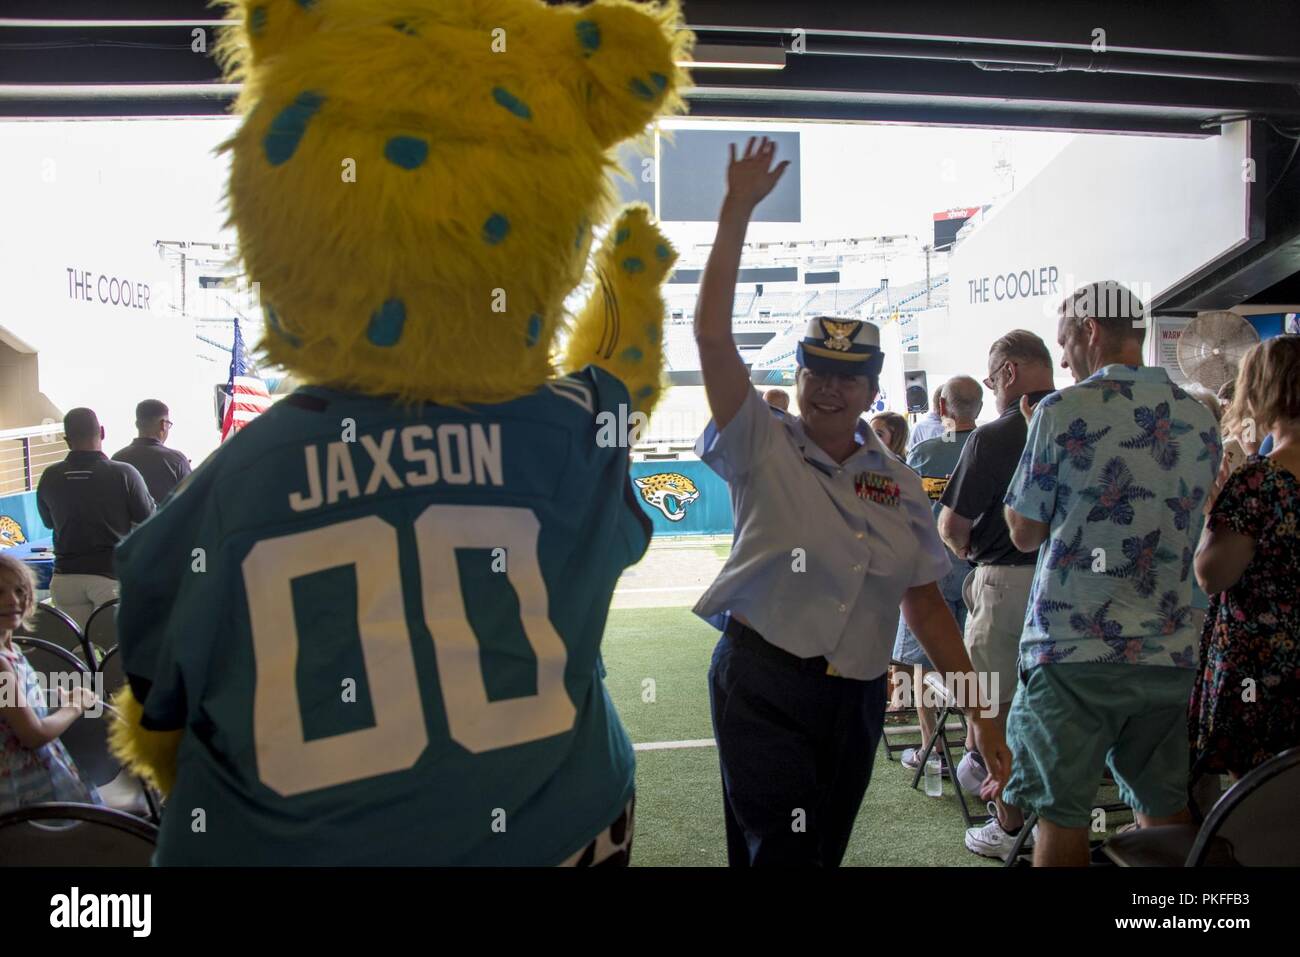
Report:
611,536,731,610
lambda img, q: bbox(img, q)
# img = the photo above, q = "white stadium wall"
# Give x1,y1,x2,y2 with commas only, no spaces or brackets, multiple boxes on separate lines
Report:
929,121,1253,410
0,119,238,463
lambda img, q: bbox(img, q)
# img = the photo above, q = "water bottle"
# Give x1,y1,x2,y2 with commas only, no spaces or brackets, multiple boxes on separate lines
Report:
924,756,943,797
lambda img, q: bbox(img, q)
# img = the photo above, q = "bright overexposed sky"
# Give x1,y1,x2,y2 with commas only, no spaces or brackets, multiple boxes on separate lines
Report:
2,113,1075,278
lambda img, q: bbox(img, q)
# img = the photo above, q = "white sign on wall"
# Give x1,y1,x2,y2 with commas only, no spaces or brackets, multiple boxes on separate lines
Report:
929,122,1254,400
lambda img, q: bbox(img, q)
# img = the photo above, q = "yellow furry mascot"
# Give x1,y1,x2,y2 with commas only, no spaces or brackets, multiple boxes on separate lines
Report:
110,0,690,864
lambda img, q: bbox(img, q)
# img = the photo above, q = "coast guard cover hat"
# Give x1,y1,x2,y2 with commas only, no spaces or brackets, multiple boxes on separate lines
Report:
796,317,885,378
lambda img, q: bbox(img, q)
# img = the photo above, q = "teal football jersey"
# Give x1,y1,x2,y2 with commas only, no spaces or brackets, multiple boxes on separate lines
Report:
115,367,650,865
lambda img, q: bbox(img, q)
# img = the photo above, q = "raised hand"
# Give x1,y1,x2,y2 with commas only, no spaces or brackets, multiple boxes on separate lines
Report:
725,136,790,213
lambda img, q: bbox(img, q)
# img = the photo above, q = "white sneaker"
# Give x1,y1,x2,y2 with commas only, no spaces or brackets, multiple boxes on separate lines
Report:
964,802,1035,861
956,751,988,795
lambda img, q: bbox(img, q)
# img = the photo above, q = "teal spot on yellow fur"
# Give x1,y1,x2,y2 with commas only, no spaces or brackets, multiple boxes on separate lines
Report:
367,299,406,347
384,136,428,170
646,324,661,346
622,257,644,274
629,77,655,101
615,227,630,245
265,305,301,348
392,20,418,36
650,72,668,91
575,219,589,249
635,385,655,401
264,91,324,166
483,214,510,245
620,346,643,363
576,20,601,55
492,87,532,120
296,0,317,8
526,314,543,347
249,6,267,35
655,243,670,261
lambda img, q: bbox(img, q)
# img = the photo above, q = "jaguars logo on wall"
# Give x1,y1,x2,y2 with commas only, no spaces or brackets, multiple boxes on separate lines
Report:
0,516,26,549
634,473,699,522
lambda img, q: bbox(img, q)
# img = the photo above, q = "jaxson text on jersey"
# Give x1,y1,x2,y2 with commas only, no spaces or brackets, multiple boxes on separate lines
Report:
288,423,503,512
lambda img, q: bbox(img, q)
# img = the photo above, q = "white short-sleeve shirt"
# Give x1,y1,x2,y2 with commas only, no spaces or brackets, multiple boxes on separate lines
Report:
693,388,950,680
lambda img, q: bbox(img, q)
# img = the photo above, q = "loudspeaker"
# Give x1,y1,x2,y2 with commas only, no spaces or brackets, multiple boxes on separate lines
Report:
904,370,929,413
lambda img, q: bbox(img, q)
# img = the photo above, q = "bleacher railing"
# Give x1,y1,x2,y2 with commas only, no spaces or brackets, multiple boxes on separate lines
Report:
0,426,69,496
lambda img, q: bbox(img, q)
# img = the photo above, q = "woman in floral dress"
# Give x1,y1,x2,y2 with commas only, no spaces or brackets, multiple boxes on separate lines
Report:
0,553,102,812
1191,337,1300,783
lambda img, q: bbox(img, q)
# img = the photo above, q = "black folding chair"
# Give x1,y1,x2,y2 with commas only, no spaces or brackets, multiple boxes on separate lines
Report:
15,604,95,666
907,672,986,828
11,639,160,823
881,660,918,761
98,644,127,700
12,635,87,677
1103,747,1300,866
84,643,163,823
83,598,119,667
0,802,157,866
11,638,113,784
883,661,967,763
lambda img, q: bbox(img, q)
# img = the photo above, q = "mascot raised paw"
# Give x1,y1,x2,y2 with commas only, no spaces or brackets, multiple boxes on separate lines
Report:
109,0,692,865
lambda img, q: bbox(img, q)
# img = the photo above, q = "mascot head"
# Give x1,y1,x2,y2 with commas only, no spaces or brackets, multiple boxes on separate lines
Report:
217,0,691,404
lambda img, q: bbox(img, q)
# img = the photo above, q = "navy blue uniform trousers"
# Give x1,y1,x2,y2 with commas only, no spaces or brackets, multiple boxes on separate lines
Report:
708,627,887,867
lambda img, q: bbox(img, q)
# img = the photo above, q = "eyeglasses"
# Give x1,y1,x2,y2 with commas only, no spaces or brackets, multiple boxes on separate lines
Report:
982,361,1013,390
160,419,173,428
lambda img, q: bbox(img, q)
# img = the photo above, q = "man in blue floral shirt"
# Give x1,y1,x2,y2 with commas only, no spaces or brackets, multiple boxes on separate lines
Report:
1001,281,1221,866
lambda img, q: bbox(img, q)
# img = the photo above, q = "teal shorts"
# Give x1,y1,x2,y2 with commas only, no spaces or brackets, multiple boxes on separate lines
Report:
1002,663,1195,829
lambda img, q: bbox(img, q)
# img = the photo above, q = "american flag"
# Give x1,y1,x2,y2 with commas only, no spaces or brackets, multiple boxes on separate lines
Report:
220,318,271,442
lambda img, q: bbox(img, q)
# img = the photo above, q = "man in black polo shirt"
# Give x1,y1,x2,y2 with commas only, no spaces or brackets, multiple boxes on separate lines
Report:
937,330,1058,860
37,408,154,628
112,399,192,504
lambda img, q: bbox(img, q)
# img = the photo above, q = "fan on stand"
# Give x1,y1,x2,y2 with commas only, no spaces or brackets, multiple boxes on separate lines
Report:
1176,311,1260,392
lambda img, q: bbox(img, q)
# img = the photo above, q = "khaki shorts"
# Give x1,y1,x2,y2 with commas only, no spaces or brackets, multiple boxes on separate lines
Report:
962,564,1034,707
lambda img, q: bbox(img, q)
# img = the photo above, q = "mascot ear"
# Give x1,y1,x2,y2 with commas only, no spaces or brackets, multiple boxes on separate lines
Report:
565,0,694,149
215,0,326,89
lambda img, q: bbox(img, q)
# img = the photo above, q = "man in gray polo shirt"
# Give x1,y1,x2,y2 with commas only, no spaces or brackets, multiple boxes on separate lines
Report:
37,408,154,627
112,399,192,505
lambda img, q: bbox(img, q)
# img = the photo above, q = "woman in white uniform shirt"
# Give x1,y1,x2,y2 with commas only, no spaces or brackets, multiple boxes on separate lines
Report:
693,138,1011,866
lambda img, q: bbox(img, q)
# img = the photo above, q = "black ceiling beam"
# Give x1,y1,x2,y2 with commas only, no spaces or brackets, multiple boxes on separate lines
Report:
683,96,1214,137
10,0,1300,61
0,25,225,85
8,26,1294,120
679,0,1300,62
689,51,1300,121
0,1,222,18
790,37,1300,86
4,1,1300,137
0,90,1231,136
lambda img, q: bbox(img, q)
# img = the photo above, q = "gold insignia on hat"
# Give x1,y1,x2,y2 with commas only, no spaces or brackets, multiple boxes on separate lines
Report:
820,319,861,352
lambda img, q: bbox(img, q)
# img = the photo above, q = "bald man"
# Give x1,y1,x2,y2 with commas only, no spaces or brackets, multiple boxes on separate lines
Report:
36,407,154,627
